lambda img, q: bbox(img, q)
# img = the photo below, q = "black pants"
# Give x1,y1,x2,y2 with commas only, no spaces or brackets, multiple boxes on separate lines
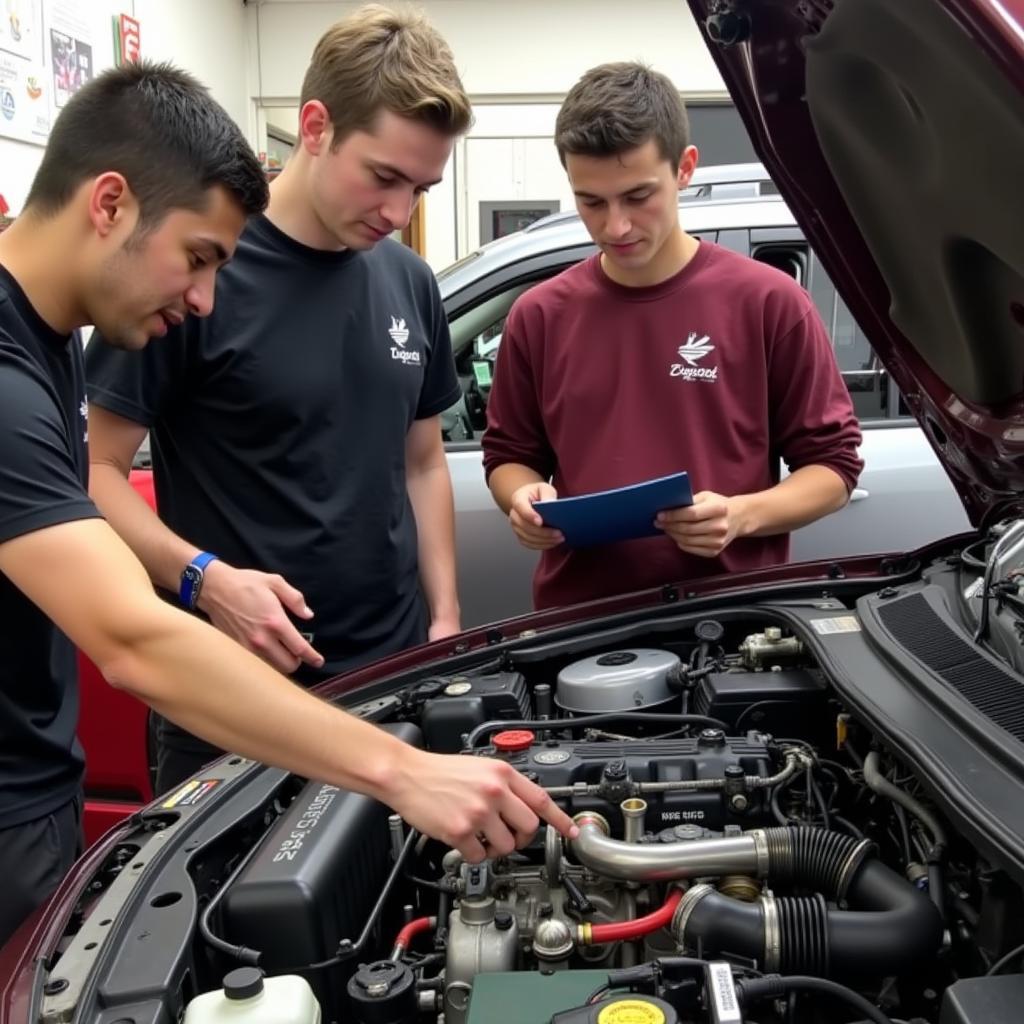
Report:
152,720,222,797
150,653,347,795
151,659,334,796
0,794,83,950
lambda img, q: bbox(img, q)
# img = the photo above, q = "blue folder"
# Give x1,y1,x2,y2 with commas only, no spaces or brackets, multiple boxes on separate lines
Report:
533,471,693,548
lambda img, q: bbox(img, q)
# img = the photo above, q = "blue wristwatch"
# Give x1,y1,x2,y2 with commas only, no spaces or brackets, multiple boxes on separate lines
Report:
179,551,219,610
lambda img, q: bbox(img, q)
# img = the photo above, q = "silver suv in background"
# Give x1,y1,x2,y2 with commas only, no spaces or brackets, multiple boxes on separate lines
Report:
438,169,969,626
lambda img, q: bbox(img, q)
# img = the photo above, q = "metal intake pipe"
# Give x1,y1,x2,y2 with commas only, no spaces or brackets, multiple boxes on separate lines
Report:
569,812,768,882
568,820,942,977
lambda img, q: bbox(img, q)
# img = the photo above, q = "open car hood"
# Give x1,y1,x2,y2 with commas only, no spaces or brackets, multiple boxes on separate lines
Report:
686,0,1024,526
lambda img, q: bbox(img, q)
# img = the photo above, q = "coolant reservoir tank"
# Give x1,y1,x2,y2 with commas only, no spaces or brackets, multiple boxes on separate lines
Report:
183,968,321,1024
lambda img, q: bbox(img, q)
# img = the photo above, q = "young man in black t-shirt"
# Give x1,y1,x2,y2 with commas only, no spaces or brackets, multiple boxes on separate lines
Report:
86,6,472,792
0,61,575,951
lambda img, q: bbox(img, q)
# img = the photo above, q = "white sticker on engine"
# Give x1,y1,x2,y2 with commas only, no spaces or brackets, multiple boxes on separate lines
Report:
810,615,861,635
708,962,742,1023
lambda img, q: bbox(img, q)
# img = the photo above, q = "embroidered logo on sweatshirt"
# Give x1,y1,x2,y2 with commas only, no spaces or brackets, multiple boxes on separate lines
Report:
670,332,718,381
388,315,421,365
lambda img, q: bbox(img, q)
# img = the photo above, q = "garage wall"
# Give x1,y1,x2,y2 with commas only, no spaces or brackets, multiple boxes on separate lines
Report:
0,0,250,215
252,0,731,269
252,0,725,101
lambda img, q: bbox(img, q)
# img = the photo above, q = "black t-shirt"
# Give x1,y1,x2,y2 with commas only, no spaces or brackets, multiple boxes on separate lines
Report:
0,266,99,828
87,215,460,678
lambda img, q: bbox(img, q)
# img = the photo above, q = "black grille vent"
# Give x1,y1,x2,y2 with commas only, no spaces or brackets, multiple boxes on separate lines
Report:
877,593,1024,741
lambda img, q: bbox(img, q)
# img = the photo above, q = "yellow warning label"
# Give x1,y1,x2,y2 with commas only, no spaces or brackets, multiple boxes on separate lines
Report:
597,1000,666,1024
161,778,220,809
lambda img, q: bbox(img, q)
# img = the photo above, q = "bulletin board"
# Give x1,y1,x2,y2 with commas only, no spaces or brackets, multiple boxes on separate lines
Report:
0,0,96,146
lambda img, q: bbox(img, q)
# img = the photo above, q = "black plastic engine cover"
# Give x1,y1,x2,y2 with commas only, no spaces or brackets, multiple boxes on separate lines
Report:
487,732,773,832
940,974,1024,1023
420,671,530,752
221,722,422,1011
693,668,831,747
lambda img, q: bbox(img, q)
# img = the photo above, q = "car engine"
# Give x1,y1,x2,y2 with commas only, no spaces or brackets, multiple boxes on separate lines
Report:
59,555,1024,1024
177,610,996,1024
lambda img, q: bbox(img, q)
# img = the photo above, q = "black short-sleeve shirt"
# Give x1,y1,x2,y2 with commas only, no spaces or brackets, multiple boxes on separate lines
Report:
0,265,100,828
87,216,460,676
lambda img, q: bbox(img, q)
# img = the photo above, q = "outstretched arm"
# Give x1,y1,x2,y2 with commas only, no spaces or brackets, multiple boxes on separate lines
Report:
0,516,578,860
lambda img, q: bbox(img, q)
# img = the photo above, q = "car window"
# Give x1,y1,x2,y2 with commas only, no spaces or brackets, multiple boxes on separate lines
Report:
441,280,545,442
753,243,895,422
806,252,891,422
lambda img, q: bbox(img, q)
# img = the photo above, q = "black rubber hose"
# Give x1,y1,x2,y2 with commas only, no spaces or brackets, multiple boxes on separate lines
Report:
777,895,829,976
928,861,946,922
679,830,942,977
736,975,893,1024
462,712,729,749
862,752,947,860
829,860,944,975
762,826,873,899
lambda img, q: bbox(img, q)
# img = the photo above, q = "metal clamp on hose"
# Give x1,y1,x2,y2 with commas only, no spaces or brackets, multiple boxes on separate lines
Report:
761,892,781,973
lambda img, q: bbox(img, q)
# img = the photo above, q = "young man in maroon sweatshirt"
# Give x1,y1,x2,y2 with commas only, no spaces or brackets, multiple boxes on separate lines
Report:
482,62,863,610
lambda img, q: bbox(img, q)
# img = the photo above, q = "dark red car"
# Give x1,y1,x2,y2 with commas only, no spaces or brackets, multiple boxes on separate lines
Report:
6,2,1024,1023
77,470,156,846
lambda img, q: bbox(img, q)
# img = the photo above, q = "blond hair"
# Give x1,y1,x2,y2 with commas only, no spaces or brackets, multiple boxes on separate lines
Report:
300,4,472,144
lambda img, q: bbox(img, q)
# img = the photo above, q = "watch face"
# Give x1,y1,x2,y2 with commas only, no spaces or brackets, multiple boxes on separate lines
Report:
182,564,204,609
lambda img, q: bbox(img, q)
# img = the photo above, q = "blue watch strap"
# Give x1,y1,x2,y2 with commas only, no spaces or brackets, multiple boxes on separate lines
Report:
179,551,219,610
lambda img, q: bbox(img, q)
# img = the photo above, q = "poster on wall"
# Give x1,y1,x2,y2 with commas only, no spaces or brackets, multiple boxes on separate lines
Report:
0,0,42,63
0,47,49,143
44,0,91,109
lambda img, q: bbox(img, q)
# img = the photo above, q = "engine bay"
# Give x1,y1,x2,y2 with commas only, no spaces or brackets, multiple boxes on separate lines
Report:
51,539,1024,1024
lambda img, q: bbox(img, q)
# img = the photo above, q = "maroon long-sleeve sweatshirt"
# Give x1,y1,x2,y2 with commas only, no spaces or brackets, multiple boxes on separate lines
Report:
483,242,864,610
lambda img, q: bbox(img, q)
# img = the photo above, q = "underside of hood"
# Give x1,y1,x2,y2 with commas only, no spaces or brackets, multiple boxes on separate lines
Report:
687,0,1024,525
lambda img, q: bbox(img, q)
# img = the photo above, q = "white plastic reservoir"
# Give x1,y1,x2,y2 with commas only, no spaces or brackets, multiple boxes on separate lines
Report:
183,967,321,1024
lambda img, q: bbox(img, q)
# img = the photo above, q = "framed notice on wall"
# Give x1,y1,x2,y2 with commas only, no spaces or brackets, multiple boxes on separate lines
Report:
0,0,48,143
46,0,93,110
0,0,99,146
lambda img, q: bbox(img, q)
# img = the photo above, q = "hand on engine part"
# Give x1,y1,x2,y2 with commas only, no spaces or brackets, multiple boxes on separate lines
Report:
383,748,578,862
656,490,741,558
509,482,564,551
197,561,325,674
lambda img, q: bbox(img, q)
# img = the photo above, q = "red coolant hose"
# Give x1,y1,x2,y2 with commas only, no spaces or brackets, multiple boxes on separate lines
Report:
390,915,436,958
580,889,683,944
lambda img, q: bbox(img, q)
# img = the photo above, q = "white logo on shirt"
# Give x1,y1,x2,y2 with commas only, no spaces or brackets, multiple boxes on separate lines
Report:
80,397,88,442
670,332,718,381
389,316,410,346
388,315,421,365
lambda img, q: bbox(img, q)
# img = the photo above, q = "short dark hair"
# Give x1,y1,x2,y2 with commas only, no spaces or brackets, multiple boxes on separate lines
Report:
555,62,690,170
26,61,268,224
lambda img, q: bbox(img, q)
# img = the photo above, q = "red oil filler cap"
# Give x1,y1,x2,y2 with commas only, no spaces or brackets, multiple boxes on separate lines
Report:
492,729,535,753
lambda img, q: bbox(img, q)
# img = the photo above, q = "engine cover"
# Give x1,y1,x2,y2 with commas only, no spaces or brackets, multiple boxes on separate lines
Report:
485,731,773,832
221,722,422,1011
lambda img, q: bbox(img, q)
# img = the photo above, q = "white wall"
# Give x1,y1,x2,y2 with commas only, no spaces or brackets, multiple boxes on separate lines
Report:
251,0,725,101
0,0,250,214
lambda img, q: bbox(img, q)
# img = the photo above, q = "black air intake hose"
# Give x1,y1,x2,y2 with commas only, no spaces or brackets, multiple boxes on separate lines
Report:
675,827,942,977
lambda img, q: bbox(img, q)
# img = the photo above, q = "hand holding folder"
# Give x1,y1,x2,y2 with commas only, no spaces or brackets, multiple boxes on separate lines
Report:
533,471,693,548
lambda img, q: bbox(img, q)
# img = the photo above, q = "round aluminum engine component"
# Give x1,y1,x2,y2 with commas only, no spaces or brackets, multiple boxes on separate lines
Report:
533,918,574,961
555,648,681,714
